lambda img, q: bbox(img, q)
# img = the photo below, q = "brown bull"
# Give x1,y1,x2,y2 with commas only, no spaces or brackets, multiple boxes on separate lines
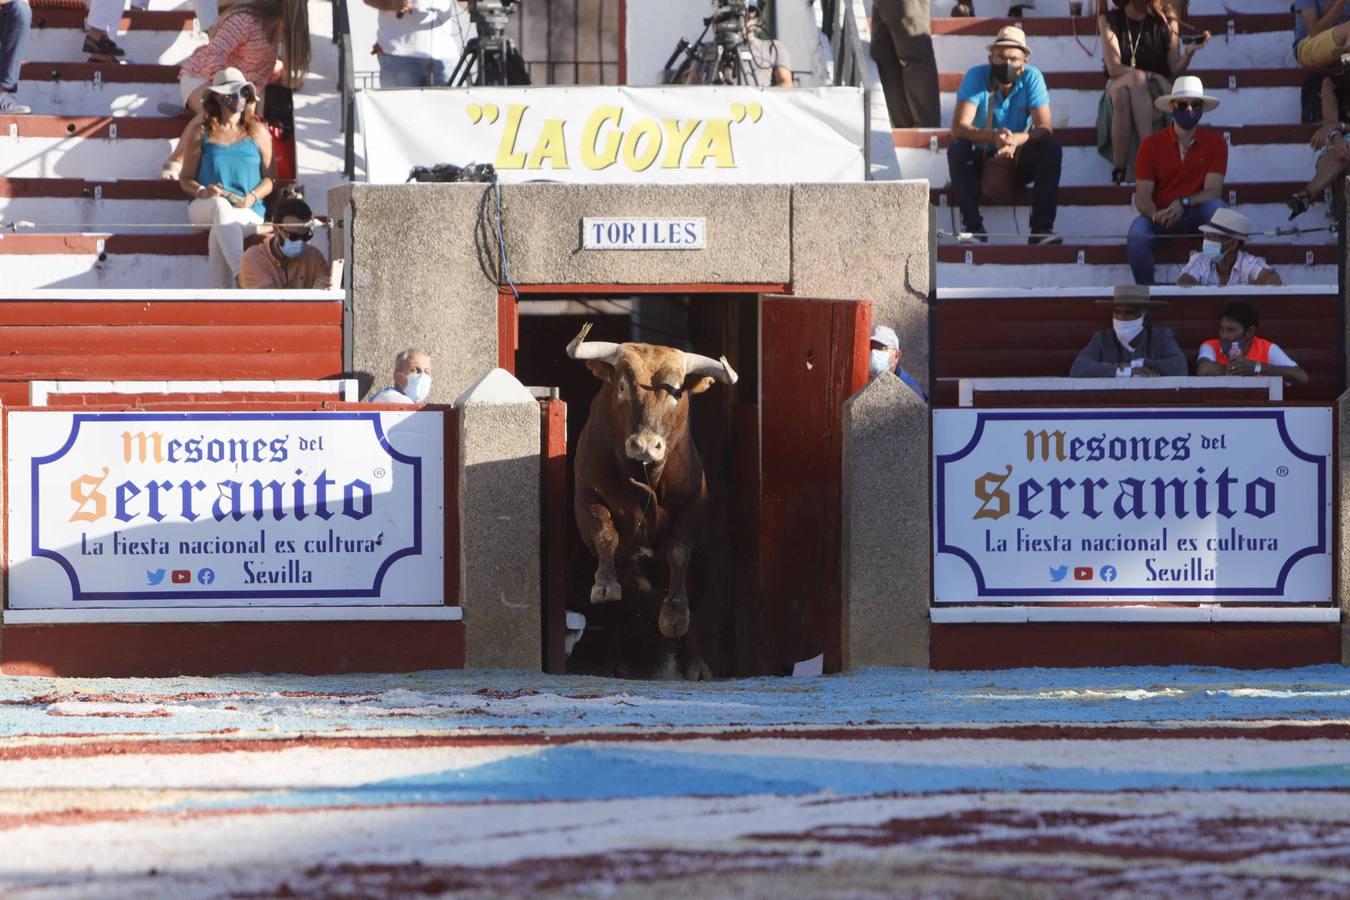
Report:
567,323,737,681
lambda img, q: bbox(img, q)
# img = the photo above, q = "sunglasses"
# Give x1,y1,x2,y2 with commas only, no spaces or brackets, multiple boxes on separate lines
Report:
1171,100,1205,111
278,227,314,242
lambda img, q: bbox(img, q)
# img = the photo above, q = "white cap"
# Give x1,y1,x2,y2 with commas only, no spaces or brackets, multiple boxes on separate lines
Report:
870,325,900,351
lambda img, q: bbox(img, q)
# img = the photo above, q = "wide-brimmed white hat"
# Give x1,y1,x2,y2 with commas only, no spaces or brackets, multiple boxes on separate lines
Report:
1155,75,1219,113
207,67,252,95
986,25,1031,56
1199,208,1252,242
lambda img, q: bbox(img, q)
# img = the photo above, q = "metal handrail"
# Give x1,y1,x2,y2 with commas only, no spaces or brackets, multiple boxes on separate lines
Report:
333,0,356,180
818,0,865,88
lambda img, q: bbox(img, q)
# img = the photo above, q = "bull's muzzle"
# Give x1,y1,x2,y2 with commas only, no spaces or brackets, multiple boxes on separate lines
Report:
625,432,666,464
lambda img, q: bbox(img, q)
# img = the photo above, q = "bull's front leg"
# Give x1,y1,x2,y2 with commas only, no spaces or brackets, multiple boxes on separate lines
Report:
658,542,691,638
586,503,623,604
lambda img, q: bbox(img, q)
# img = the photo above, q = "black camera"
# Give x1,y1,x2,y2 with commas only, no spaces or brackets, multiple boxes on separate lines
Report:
407,162,497,183
1179,33,1205,46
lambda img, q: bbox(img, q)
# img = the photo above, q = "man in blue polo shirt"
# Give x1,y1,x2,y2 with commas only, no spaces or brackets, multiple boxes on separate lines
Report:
947,25,1062,245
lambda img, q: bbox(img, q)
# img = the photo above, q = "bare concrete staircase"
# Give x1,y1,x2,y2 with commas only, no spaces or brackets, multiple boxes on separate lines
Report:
898,4,1338,288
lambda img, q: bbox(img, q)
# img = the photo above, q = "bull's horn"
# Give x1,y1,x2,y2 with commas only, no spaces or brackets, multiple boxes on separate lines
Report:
566,322,621,364
685,352,739,385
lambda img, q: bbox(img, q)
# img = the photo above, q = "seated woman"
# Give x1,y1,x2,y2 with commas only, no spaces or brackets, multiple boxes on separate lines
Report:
1289,65,1350,220
179,68,273,289
1097,0,1207,185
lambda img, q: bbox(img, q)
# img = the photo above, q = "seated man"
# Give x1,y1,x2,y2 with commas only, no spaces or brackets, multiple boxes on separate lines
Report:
238,197,332,290
745,0,794,87
868,325,928,401
1070,284,1186,378
1196,300,1308,385
1127,76,1227,285
1176,208,1281,287
947,25,1062,245
370,348,432,403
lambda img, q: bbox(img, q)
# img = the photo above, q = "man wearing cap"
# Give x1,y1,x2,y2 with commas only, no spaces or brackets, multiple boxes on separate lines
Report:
868,325,928,401
1176,208,1281,287
947,25,1063,245
1196,300,1307,385
1127,75,1227,285
1070,285,1186,377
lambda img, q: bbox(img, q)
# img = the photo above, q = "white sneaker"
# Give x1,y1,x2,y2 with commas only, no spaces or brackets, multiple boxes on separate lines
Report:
0,93,31,115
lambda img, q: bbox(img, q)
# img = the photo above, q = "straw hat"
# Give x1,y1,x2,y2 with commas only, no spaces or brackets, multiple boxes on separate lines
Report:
1154,75,1220,113
1095,284,1169,308
1199,208,1252,242
207,67,251,95
986,25,1031,56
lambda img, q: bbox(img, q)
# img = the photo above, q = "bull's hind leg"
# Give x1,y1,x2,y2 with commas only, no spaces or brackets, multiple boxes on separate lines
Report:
585,504,622,604
658,543,691,638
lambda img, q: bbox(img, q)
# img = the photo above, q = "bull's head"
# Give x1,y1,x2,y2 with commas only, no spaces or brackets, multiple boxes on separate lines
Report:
567,322,738,466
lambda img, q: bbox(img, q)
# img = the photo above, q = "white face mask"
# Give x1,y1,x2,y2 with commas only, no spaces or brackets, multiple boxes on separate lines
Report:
403,372,432,403
1113,316,1145,348
868,349,893,378
1201,239,1225,260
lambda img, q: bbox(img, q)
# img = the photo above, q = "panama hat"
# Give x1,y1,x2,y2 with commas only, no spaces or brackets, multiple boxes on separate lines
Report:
1154,75,1220,113
207,67,251,95
1199,208,1252,242
987,25,1031,56
1095,284,1169,308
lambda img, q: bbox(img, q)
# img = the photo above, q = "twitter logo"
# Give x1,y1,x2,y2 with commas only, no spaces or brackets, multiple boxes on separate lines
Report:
146,569,166,586
1048,565,1068,583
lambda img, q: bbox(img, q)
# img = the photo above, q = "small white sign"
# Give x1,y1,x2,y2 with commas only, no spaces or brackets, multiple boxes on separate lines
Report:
582,217,706,251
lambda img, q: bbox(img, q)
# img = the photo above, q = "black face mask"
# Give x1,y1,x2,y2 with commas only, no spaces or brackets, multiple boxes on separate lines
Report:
990,62,1017,86
219,92,244,114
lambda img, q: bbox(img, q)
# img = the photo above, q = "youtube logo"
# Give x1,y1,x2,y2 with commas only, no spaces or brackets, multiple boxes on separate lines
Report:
1073,567,1094,581
171,570,192,584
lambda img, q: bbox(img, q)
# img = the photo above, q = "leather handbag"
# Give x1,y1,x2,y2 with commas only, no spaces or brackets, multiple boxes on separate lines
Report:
979,80,1021,205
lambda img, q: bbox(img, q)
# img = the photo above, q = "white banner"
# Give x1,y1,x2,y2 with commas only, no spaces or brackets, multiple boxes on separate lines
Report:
358,86,866,185
933,408,1333,604
7,410,445,608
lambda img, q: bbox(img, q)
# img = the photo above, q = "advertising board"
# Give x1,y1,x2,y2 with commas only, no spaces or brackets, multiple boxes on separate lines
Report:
933,408,1332,604
7,410,445,608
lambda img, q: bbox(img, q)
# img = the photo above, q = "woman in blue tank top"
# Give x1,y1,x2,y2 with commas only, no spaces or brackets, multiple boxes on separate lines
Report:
179,67,274,288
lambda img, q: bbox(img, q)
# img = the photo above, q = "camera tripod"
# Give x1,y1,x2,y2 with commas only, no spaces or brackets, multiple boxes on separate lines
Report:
662,15,762,86
449,35,531,86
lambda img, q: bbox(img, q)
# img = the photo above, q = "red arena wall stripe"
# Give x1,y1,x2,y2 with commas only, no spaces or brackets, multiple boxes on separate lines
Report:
0,301,343,326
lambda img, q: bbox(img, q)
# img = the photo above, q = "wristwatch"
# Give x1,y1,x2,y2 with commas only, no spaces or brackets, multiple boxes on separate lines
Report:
1180,196,1191,209
1254,362,1263,375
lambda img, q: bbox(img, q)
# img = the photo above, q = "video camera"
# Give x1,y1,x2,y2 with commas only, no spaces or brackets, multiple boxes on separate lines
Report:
407,162,497,183
468,0,520,44
450,0,530,86
662,0,763,86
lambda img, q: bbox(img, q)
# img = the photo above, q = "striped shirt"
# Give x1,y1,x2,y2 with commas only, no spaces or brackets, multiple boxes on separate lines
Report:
181,10,278,93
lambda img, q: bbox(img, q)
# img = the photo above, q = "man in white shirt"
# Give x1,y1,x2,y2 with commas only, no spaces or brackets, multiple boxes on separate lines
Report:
370,348,433,403
364,0,474,88
1176,208,1281,287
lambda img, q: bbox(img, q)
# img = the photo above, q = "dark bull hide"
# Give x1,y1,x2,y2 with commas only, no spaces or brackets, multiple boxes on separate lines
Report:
567,323,738,681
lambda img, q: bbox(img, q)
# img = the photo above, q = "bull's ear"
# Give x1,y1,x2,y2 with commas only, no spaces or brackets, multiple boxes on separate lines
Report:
685,375,716,395
586,361,614,381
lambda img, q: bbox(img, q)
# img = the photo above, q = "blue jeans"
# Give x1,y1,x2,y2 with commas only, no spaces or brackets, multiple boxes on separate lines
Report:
0,0,32,93
378,54,452,88
1126,197,1224,284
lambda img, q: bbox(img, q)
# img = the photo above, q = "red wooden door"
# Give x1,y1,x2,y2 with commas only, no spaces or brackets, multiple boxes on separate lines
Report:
756,295,871,675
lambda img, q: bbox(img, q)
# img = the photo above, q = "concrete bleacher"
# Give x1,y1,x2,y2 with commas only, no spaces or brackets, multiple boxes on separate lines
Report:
899,5,1337,288
0,0,342,288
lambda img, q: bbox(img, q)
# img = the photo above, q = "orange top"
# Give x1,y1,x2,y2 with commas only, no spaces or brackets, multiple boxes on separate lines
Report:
238,241,331,290
1201,336,1273,366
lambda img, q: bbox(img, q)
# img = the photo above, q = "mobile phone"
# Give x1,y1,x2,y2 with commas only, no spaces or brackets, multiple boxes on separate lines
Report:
1179,33,1205,45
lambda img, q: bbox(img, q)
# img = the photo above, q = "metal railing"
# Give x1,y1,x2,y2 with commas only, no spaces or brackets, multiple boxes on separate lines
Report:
334,0,357,180
819,0,866,87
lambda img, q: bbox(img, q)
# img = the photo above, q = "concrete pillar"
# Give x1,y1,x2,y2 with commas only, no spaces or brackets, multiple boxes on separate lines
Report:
841,372,930,668
456,368,542,669
1339,393,1350,665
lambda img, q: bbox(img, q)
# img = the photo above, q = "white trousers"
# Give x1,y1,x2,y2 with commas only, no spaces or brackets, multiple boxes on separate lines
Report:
188,197,262,288
193,0,218,29
85,0,124,36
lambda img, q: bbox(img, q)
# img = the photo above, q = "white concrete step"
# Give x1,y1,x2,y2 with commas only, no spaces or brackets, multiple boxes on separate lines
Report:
938,261,1337,287
0,115,184,178
933,28,1294,73
0,237,210,288
17,63,181,116
28,10,201,67
0,196,186,228
937,84,1300,129
925,0,1281,18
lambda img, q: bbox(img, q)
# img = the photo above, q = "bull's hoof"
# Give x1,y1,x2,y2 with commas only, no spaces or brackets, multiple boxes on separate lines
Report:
658,601,689,638
589,579,622,604
685,657,713,682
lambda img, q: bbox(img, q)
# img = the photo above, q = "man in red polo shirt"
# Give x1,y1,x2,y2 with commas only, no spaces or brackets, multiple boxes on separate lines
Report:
1127,75,1227,284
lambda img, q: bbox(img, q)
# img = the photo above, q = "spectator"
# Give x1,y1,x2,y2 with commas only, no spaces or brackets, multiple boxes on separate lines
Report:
370,349,433,403
1176,209,1281,286
1293,0,1350,70
1097,0,1208,185
947,26,1063,245
83,0,131,63
1196,300,1309,385
870,0,940,127
868,325,928,402
0,0,31,114
179,68,273,289
1125,75,1225,284
162,0,310,179
745,0,792,87
1289,63,1350,221
364,0,472,88
1070,284,1185,377
238,196,331,290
